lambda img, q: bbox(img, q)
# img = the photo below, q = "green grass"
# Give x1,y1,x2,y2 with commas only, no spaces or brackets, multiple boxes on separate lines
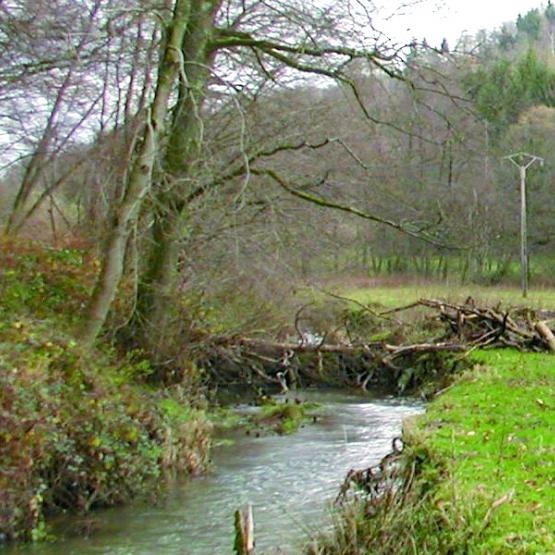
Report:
310,350,555,554
341,283,555,310
416,350,555,553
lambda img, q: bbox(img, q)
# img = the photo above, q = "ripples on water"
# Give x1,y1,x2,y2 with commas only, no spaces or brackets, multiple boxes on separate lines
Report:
4,391,422,555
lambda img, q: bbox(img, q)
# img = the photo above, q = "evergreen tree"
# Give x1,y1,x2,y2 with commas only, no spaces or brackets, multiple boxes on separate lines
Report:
497,24,517,50
516,9,542,40
464,49,555,135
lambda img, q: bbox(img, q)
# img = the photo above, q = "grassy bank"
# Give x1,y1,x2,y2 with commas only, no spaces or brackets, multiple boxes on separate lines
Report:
0,241,211,542
418,350,555,552
310,350,555,554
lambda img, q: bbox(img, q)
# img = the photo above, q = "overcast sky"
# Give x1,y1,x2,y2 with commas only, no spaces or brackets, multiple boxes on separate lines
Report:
377,0,549,47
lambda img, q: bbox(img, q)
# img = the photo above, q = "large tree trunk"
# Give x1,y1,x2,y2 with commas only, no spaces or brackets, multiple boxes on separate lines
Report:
132,205,182,353
130,0,221,352
76,0,191,347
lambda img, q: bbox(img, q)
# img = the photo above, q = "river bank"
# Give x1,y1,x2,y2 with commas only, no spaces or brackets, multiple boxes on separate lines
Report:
2,392,422,554
0,240,435,546
0,241,212,543
3,239,553,552
310,349,555,554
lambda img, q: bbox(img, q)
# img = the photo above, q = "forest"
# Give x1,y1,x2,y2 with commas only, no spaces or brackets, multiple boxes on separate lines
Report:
1,0,555,552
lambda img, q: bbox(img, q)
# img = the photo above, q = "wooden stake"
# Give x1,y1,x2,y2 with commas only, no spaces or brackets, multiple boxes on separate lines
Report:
234,504,254,555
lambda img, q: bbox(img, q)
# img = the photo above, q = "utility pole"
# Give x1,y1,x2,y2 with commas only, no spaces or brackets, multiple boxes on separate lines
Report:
503,153,544,298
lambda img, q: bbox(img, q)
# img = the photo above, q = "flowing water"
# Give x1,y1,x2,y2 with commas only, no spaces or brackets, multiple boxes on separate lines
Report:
5,391,422,555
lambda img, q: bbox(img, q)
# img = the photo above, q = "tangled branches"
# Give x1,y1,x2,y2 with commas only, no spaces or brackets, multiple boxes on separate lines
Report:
391,298,555,352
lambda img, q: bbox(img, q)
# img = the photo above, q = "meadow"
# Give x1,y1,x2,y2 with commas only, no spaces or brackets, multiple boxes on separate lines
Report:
341,281,555,310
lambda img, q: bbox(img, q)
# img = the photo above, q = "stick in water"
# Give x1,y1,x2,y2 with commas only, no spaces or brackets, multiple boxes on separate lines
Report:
234,503,254,555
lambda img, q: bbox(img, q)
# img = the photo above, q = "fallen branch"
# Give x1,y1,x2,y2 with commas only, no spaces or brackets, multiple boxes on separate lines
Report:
534,322,555,353
198,299,555,395
482,489,514,529
390,298,554,353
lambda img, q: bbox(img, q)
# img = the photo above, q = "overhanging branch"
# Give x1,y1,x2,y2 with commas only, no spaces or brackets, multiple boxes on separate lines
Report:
210,28,396,63
252,167,457,249
185,138,332,204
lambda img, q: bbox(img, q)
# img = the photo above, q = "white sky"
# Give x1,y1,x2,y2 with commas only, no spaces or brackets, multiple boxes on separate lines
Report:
378,0,549,47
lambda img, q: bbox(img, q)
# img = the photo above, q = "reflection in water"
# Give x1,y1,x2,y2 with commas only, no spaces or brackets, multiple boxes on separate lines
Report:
4,391,422,555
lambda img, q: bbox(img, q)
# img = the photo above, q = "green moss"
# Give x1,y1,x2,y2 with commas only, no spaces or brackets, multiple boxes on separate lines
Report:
253,401,320,435
159,398,196,423
208,407,245,430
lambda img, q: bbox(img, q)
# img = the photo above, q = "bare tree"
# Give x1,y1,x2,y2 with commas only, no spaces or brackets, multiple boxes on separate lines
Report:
121,0,421,353
75,0,192,346
0,0,159,235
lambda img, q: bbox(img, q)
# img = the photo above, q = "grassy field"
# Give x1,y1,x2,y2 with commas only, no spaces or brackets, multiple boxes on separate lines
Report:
415,349,555,553
340,282,555,310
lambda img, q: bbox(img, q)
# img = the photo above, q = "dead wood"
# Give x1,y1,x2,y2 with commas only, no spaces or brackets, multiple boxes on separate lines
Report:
534,321,555,353
198,298,554,395
389,298,555,352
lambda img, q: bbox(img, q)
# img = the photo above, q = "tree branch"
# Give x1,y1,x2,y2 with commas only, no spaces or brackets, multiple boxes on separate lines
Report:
251,168,457,249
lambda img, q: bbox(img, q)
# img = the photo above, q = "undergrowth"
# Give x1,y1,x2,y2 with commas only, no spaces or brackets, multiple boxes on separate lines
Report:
0,240,211,542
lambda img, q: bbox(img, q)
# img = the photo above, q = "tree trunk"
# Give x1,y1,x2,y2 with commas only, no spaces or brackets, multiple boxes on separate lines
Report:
360,243,369,271
76,0,191,347
460,255,470,284
424,256,431,278
442,256,449,281
130,0,221,351
133,207,182,352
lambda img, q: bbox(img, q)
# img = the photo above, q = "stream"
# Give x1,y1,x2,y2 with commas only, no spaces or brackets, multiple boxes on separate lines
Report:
5,391,422,554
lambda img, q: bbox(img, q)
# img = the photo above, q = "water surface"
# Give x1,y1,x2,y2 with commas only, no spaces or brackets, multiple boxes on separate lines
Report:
5,391,422,554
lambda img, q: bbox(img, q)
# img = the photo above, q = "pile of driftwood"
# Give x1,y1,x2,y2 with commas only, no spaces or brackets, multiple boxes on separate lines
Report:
204,334,465,391
395,298,555,352
199,298,555,395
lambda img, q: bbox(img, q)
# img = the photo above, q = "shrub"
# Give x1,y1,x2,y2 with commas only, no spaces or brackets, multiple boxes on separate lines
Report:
0,240,212,542
0,328,211,541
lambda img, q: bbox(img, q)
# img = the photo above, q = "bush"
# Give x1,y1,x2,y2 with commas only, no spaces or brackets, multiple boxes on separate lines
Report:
0,326,211,542
0,240,211,542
